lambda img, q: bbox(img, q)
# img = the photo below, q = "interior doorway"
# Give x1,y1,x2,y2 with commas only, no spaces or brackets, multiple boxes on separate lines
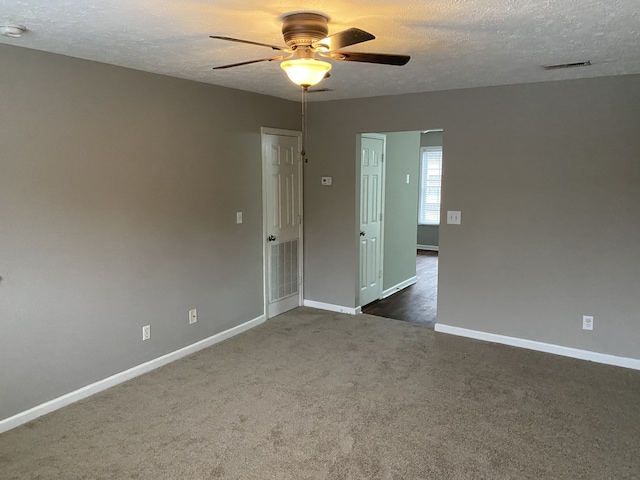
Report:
362,250,438,326
357,129,443,327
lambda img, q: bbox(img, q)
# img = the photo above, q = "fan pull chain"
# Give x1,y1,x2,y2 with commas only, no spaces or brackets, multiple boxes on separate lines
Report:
301,86,308,163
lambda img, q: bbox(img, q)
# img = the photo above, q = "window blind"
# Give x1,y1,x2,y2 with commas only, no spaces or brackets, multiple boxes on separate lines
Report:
418,146,442,225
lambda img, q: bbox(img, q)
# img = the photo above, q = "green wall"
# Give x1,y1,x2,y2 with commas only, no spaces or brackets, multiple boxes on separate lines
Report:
380,131,420,293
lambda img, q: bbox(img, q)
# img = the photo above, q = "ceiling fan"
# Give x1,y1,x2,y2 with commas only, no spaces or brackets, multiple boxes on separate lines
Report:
210,12,410,88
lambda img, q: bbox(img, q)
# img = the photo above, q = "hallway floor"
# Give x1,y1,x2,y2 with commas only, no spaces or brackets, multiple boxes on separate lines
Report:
362,250,438,327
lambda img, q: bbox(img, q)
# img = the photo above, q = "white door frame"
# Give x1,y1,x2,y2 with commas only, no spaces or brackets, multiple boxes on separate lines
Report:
261,127,304,318
356,132,386,308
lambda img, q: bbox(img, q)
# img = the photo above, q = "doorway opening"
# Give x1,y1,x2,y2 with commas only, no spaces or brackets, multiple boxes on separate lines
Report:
357,129,443,328
362,250,438,326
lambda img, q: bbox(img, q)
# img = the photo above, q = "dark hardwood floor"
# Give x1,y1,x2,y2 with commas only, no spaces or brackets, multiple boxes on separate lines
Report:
362,250,438,327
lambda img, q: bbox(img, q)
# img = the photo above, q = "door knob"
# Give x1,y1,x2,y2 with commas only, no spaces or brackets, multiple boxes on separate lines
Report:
268,235,276,242
360,231,365,236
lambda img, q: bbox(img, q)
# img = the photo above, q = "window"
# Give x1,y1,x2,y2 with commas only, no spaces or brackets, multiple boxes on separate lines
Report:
418,146,442,225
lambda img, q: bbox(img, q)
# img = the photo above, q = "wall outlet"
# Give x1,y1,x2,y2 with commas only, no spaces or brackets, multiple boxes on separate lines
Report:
189,308,197,325
582,315,594,331
142,325,151,341
321,176,333,186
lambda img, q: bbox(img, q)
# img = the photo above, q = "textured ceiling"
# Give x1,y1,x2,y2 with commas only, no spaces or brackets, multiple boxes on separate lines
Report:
1,1,638,102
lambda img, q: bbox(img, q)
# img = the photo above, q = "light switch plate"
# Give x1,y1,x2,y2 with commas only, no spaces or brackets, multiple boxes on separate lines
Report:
447,211,461,225
236,212,242,224
321,176,333,186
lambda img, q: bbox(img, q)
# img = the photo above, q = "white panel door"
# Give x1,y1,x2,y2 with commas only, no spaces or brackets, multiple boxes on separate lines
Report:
359,134,385,307
263,130,303,318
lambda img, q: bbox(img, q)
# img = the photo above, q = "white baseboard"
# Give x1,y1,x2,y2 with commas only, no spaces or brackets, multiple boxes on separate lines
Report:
0,314,266,434
382,276,417,299
417,244,439,251
303,300,360,315
434,323,640,371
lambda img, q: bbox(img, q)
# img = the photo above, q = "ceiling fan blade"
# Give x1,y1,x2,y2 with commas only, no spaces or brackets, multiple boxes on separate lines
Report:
212,55,288,70
330,51,410,66
315,28,375,51
209,36,288,51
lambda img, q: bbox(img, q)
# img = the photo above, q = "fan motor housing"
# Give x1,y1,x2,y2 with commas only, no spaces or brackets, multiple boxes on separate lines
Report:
282,12,329,47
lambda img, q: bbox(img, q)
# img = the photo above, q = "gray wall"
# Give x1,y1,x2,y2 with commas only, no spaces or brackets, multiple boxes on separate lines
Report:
417,130,443,248
380,131,420,292
0,44,299,421
305,75,640,360
2,41,639,423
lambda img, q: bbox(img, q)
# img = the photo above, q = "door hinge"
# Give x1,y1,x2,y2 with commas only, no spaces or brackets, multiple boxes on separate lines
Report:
378,270,383,279
379,213,383,222
299,215,302,225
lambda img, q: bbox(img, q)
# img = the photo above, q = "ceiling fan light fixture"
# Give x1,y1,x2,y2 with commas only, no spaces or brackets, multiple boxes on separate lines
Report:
280,58,331,87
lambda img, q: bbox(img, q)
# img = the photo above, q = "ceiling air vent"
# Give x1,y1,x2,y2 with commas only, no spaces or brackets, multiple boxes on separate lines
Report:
542,61,592,71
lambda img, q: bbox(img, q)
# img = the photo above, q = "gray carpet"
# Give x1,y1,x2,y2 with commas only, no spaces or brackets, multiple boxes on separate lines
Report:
2,308,639,479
